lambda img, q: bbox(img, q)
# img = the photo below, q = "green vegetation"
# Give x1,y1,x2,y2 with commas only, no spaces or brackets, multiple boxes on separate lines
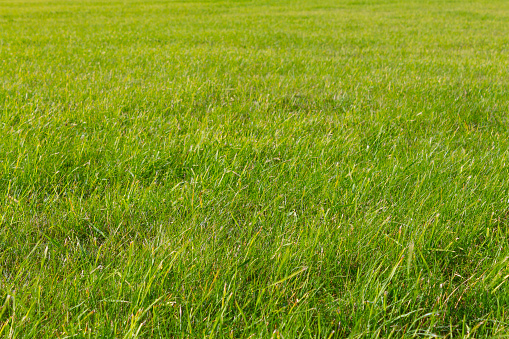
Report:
1,0,509,337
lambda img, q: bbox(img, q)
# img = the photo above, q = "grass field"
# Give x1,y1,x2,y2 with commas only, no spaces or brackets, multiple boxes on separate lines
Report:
1,0,509,337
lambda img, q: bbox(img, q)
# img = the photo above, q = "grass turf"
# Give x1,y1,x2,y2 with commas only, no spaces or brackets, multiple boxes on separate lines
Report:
1,0,509,337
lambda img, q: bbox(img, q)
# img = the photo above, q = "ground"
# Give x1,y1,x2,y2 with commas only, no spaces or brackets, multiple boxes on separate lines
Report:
1,0,509,337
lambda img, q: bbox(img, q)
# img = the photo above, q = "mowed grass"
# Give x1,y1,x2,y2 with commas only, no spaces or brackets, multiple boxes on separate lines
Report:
1,0,509,337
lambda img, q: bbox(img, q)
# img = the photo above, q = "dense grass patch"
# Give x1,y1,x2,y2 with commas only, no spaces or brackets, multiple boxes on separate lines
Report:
1,0,509,337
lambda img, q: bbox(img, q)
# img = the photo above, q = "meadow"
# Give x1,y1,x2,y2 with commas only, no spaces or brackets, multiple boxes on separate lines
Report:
1,0,509,337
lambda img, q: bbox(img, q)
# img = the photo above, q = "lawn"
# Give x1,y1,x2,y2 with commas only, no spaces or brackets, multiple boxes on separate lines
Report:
1,0,509,337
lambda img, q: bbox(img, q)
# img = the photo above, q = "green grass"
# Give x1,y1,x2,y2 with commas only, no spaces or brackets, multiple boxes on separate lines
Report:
1,0,509,337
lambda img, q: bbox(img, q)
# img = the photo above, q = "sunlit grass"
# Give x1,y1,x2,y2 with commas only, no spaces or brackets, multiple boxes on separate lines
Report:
1,0,509,337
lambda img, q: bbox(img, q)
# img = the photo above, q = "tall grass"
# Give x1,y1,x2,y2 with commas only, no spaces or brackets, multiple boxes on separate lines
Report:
1,0,509,337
